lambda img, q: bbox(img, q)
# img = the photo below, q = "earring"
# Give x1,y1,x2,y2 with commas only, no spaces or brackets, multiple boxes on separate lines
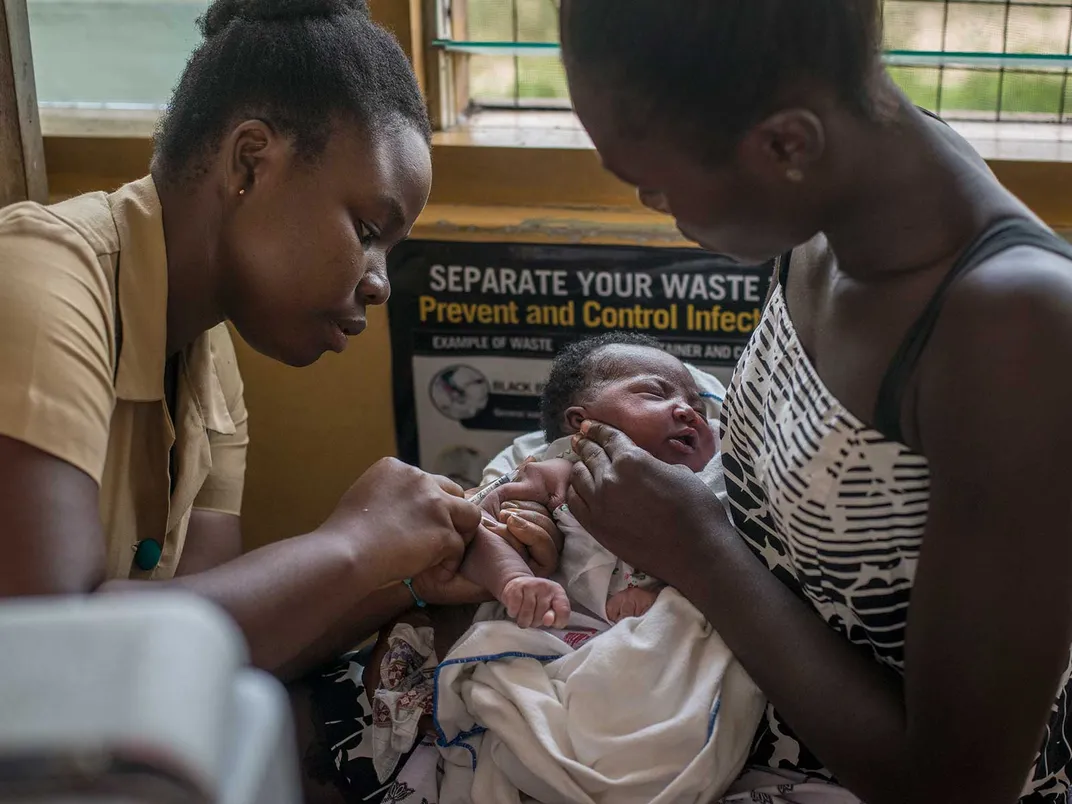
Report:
238,188,246,196
786,167,804,183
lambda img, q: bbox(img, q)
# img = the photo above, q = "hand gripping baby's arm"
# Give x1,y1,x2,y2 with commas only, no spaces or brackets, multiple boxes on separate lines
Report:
477,458,573,517
459,459,573,628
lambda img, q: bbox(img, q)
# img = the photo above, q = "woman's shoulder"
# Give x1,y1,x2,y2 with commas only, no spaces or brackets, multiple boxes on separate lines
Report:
0,190,118,259
0,191,122,312
0,193,120,315
948,230,1072,338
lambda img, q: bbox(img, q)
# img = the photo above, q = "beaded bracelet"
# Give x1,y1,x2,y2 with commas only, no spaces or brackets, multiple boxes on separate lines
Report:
402,578,427,608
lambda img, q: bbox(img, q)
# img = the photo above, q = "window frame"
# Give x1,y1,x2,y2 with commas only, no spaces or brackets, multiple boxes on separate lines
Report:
21,0,1072,238
428,0,1072,124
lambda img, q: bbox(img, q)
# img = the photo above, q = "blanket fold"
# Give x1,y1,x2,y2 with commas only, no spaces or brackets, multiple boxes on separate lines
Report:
434,588,765,804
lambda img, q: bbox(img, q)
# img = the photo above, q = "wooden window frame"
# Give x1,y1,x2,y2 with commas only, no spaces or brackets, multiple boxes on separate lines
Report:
21,0,1072,238
1,0,47,205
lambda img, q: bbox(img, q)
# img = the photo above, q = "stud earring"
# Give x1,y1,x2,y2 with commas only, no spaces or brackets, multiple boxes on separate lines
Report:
786,167,804,183
238,188,246,196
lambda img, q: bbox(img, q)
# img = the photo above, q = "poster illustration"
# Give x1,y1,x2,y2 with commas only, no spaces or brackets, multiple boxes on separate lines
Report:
387,240,773,488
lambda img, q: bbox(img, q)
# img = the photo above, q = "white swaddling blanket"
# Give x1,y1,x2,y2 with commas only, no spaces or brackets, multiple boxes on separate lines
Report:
429,426,762,803
384,366,760,802
434,587,765,804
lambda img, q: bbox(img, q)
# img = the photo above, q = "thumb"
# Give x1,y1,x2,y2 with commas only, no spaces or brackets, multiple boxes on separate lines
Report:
446,495,482,539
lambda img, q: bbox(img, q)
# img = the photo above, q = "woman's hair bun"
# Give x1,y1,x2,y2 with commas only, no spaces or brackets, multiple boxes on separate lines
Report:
200,0,370,38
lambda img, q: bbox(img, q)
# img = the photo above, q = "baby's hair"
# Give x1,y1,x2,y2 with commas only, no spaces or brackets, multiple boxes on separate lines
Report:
541,332,664,443
154,0,430,185
560,0,882,162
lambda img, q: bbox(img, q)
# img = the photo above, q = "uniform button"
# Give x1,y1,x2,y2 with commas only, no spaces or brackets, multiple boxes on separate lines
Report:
133,539,163,571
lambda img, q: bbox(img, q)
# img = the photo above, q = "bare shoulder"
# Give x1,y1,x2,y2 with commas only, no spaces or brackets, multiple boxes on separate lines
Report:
937,242,1072,360
919,240,1072,453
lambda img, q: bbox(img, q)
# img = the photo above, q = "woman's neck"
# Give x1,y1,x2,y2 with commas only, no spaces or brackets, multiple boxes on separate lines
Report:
154,172,228,357
818,101,1008,282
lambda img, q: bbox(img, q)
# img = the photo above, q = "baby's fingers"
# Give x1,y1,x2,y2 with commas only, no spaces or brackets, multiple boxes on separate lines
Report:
536,583,570,629
516,586,538,628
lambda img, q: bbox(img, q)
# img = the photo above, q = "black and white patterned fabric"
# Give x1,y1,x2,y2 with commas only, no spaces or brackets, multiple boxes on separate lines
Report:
720,279,1072,802
306,647,429,803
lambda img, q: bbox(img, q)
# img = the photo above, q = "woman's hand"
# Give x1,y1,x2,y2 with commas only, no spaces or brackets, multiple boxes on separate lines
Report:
490,501,563,577
413,499,564,605
318,457,482,588
410,563,490,606
567,421,722,586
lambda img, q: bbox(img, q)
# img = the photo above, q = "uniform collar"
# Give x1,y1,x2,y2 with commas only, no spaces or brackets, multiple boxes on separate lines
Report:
106,176,234,436
108,175,169,402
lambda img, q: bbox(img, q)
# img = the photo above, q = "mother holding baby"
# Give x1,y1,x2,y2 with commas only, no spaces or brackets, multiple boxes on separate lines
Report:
556,1,1072,803
0,0,1069,803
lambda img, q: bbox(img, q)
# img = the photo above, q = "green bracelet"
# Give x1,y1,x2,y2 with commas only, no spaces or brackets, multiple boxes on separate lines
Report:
402,578,427,608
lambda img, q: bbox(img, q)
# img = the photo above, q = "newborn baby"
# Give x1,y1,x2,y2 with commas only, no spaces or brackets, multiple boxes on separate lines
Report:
460,332,718,629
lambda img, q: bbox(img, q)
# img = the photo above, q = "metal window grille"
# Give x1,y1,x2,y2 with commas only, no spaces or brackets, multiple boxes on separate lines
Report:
448,0,1072,122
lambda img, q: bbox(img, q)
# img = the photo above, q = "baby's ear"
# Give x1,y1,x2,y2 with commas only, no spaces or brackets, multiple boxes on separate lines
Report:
564,406,587,434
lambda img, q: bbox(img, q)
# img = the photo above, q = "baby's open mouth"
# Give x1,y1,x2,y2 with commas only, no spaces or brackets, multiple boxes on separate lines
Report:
668,430,698,451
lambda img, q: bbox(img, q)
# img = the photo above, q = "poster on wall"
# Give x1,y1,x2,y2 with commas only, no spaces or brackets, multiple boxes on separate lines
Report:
387,240,773,488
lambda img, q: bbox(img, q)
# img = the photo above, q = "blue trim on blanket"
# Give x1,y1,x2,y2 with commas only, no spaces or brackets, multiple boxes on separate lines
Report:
699,392,723,402
432,650,561,771
707,696,722,741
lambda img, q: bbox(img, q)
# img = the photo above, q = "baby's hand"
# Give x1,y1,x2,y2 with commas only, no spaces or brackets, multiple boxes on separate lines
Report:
501,576,571,629
606,586,662,624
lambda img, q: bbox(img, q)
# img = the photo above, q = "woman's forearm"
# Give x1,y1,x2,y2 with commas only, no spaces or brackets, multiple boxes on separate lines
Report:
274,582,413,681
101,528,409,677
680,510,913,804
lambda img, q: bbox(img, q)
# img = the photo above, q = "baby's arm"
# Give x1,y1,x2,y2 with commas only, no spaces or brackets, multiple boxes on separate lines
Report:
459,460,573,628
459,525,570,628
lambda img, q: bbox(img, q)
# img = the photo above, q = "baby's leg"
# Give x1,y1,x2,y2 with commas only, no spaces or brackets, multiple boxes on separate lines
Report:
606,585,663,624
460,523,570,629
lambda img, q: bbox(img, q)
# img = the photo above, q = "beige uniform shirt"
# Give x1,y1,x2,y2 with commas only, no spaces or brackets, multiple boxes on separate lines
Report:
0,176,248,580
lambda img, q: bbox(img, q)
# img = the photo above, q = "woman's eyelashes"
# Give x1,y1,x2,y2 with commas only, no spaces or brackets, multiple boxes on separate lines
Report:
354,218,380,248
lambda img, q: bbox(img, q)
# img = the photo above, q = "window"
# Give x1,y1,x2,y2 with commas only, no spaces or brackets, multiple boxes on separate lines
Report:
27,0,209,109
433,0,1072,125
433,0,567,115
885,1,1072,122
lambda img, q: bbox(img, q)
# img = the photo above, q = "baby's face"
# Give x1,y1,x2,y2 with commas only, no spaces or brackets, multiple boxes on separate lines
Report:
574,345,718,473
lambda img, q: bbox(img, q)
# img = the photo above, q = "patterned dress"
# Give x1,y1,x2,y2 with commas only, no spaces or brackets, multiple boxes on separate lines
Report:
720,220,1072,802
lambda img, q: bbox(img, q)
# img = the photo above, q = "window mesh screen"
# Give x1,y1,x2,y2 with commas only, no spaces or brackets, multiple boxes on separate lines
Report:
466,0,570,109
460,0,1072,121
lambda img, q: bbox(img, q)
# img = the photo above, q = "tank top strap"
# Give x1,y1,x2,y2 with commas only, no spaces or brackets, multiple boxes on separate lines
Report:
874,217,1072,443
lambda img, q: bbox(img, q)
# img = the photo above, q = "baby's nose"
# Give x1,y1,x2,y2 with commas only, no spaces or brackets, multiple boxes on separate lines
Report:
674,403,695,422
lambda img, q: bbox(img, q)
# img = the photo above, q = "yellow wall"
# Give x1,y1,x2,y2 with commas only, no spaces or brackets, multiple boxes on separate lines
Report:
235,308,398,549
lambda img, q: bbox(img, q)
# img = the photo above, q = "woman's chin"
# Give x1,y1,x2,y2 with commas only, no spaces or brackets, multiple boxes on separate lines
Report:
250,338,325,369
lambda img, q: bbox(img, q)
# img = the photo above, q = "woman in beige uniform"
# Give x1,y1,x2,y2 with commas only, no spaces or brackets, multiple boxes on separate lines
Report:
0,0,557,797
